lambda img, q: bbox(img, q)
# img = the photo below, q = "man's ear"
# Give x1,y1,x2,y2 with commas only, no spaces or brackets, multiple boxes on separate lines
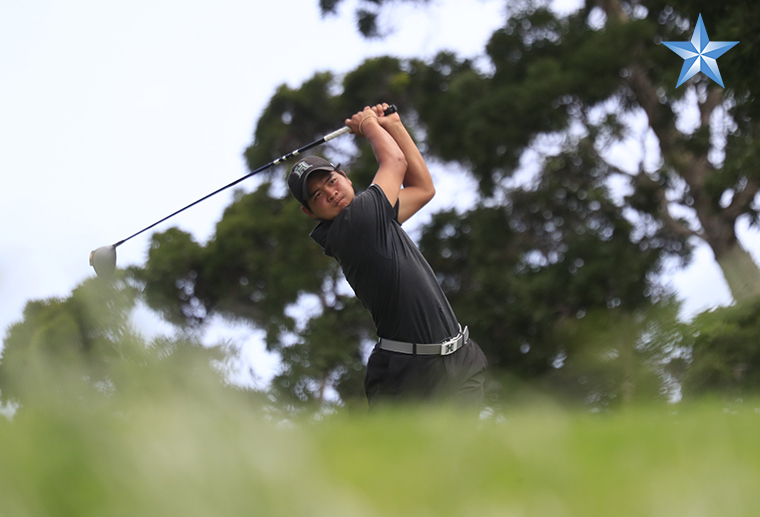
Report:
338,170,352,185
301,205,318,220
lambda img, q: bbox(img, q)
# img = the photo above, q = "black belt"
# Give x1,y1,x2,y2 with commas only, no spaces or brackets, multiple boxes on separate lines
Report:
378,326,469,356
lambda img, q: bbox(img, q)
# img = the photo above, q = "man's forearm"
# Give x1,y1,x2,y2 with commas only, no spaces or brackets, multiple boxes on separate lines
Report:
384,122,434,193
380,118,435,223
354,112,408,208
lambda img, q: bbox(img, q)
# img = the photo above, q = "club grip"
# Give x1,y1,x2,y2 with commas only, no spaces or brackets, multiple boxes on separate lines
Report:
383,104,398,116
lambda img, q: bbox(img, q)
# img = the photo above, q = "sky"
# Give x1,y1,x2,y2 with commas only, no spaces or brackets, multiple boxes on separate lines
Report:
1,0,756,388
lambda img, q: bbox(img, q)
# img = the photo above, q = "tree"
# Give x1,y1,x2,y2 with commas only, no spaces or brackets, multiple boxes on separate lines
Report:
339,0,760,302
547,300,684,407
680,298,760,397
318,0,431,38
0,278,139,407
0,277,233,412
418,138,682,384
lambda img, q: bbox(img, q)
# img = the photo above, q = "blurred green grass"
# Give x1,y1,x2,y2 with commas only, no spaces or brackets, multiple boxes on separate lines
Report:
1,395,759,516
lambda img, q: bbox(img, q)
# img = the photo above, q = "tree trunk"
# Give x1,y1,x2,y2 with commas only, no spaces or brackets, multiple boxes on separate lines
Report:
714,240,760,303
694,197,760,303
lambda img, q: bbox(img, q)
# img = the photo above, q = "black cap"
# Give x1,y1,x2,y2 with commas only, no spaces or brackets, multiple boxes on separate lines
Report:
288,156,339,207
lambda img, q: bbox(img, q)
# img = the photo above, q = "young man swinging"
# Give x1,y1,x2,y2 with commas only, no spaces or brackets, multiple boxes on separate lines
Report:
288,103,487,406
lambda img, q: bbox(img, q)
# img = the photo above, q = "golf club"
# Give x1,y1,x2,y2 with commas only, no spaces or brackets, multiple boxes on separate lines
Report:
89,104,398,277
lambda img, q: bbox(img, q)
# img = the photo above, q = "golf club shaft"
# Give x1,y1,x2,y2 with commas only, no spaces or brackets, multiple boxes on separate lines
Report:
113,105,397,248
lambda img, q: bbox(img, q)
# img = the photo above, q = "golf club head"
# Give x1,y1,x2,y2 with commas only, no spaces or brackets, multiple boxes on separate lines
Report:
89,245,117,277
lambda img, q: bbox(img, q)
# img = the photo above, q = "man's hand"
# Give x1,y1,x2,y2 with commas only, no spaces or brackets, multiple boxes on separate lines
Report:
345,107,380,137
371,103,402,128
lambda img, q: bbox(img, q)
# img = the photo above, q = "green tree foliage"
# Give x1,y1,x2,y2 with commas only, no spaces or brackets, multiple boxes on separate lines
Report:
680,298,760,397
547,301,683,407
0,277,232,412
385,0,760,301
318,0,431,38
134,187,332,337
419,141,676,381
0,278,137,406
272,294,373,408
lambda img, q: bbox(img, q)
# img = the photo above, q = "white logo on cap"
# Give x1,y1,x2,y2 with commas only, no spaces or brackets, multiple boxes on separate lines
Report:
292,161,310,178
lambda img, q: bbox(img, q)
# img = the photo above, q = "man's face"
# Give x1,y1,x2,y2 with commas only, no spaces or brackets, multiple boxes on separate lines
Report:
302,170,355,221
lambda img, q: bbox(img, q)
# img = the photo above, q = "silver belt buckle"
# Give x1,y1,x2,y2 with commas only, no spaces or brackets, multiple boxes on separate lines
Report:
441,326,468,355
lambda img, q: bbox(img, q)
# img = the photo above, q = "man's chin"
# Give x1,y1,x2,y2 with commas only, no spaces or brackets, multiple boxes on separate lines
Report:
318,199,352,221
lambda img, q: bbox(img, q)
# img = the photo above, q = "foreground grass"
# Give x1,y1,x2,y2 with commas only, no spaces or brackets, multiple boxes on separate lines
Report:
1,394,759,516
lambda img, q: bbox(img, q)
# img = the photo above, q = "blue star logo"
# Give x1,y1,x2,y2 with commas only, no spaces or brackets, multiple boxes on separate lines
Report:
662,14,739,88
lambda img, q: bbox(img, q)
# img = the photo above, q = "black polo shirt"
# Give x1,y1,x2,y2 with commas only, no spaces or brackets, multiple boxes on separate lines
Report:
310,184,459,344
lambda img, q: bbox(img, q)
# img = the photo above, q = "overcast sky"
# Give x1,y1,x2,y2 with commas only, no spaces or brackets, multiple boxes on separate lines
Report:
1,0,755,387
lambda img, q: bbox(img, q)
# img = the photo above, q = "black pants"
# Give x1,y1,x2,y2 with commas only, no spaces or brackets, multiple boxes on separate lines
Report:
364,339,488,407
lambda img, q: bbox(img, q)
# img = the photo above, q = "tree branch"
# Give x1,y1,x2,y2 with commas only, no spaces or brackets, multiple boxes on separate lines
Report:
656,189,702,239
627,65,681,164
725,179,760,220
627,69,715,192
628,169,703,239
699,86,723,128
597,0,690,177
599,0,628,22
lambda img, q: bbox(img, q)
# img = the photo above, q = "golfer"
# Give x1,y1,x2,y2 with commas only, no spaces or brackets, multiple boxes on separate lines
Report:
288,103,487,406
